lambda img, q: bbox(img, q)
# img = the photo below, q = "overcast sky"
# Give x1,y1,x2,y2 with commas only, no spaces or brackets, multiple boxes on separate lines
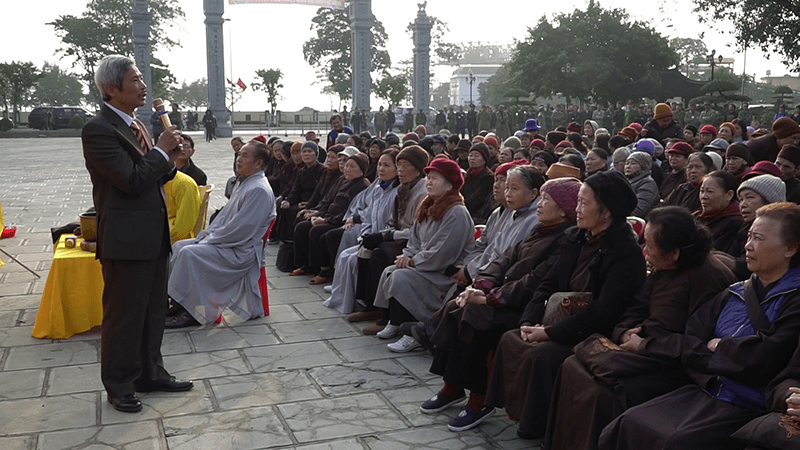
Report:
5,0,794,112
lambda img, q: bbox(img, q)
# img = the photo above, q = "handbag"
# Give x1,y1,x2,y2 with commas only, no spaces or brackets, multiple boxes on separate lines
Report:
572,333,669,381
275,241,295,273
541,291,593,326
732,411,800,450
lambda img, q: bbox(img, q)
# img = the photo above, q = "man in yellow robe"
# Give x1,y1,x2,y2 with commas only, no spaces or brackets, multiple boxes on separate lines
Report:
164,171,201,244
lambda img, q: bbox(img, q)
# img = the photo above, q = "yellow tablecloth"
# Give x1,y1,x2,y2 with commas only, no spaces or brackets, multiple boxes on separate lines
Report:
32,234,104,339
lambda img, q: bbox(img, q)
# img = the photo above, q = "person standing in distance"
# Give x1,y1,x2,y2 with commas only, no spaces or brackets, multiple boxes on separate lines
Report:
82,55,193,413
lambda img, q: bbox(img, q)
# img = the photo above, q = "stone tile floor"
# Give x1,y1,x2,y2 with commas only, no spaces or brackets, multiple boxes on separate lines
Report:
0,133,527,449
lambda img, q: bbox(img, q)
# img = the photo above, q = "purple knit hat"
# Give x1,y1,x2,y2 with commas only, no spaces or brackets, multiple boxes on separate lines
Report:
541,177,582,216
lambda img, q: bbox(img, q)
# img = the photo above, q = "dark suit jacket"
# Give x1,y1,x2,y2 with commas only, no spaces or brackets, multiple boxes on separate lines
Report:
82,104,173,261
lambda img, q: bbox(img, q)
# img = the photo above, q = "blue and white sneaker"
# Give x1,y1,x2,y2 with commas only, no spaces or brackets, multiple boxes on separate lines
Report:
419,389,466,414
447,405,495,432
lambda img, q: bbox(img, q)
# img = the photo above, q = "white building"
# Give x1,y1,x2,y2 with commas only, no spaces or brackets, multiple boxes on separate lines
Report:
449,65,502,107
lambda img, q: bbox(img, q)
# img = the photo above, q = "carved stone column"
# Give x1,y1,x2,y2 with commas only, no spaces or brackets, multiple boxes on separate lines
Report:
203,0,232,137
349,0,373,112
131,0,154,125
411,4,432,114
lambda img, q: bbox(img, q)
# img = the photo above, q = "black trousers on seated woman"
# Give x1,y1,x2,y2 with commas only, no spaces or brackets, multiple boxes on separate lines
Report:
316,227,345,276
359,240,408,309
293,220,336,274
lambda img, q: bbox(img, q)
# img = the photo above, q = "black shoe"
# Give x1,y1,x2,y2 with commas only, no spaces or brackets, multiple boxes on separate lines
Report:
108,394,143,413
165,311,200,329
137,376,194,393
398,321,418,337
166,300,184,318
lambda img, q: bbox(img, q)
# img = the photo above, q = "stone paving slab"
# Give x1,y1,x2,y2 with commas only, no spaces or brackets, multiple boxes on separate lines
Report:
0,136,517,449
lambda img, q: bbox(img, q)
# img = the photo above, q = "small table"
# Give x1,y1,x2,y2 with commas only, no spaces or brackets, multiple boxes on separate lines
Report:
32,234,104,339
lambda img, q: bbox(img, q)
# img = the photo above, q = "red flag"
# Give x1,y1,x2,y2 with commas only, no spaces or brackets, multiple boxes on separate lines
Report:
237,78,247,90
226,78,235,86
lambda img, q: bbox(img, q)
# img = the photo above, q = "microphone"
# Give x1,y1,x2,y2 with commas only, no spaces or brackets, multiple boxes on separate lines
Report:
153,98,172,129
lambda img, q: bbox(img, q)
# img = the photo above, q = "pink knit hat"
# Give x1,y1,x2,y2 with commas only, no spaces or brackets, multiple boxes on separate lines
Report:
540,177,582,216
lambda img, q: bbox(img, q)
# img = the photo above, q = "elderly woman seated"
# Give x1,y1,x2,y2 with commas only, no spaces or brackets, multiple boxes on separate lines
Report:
483,171,647,440
665,152,714,214
624,151,659,218
544,206,737,450
418,177,581,432
453,162,541,287
290,153,370,283
461,143,495,225
372,159,475,351
599,202,800,450
696,170,744,256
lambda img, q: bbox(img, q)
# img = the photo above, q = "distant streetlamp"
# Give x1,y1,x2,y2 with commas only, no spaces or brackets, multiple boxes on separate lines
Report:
706,49,723,80
465,70,476,105
561,63,576,106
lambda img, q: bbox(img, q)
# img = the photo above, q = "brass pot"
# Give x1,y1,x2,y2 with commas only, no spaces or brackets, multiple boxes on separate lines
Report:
79,213,97,242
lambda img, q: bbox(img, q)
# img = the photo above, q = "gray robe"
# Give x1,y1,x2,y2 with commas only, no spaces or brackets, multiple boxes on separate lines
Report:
168,171,276,323
324,179,426,314
336,179,398,255
464,197,540,278
374,203,475,322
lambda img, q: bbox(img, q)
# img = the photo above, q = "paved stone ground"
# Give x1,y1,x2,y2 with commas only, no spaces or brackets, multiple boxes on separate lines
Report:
0,134,527,450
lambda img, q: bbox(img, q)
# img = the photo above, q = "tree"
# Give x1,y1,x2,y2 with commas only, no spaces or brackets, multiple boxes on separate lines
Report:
49,0,184,105
32,62,85,107
690,0,800,71
252,69,284,116
0,62,42,120
669,37,708,78
172,78,208,111
502,1,678,104
302,1,390,102
373,73,408,107
773,85,794,107
689,79,751,106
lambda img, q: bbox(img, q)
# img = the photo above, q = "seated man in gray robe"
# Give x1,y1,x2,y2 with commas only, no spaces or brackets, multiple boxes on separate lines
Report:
166,141,277,328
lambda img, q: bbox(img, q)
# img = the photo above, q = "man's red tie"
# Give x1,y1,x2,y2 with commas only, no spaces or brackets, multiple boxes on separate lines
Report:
130,120,150,153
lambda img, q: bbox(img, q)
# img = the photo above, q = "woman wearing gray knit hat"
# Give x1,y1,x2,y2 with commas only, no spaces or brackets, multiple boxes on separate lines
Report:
624,152,659,218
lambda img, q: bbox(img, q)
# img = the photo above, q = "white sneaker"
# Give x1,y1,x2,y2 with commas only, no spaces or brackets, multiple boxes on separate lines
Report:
388,335,422,353
323,285,332,293
376,323,400,339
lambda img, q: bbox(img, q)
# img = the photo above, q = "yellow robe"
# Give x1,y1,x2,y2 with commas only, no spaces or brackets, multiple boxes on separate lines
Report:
164,171,201,244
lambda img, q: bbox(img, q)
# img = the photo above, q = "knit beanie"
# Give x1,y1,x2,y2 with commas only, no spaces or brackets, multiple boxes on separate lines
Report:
424,158,464,190
719,122,735,137
484,135,499,149
654,103,673,120
744,161,783,180
629,123,643,133
456,139,472,152
726,143,750,161
396,145,430,175
705,138,730,153
347,152,369,175
335,133,351,145
546,131,568,146
530,139,546,150
290,141,303,154
545,163,581,180
706,152,724,171
385,133,400,146
419,136,435,154
469,143,491,165
612,148,631,164
773,117,800,139
532,150,557,167
369,138,387,151
503,136,522,150
627,151,653,173
555,140,574,150
301,141,319,157
633,139,655,156
738,174,786,204
584,120,599,133
583,170,638,219
778,144,800,167
252,135,267,144
699,125,717,137
541,177,582,216
619,127,638,141
567,122,582,133
402,132,419,143
667,142,693,156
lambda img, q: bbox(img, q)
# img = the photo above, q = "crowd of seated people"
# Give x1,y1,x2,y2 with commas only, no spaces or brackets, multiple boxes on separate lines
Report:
161,99,800,450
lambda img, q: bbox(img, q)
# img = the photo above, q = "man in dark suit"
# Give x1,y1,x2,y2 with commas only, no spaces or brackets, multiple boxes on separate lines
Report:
82,54,193,413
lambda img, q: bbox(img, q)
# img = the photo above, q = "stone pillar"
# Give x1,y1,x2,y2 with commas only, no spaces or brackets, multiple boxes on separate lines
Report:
130,0,154,126
349,0,373,112
411,3,432,114
203,0,232,137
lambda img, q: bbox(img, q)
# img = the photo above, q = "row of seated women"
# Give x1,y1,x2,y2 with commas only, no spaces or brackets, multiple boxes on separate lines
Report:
319,149,800,448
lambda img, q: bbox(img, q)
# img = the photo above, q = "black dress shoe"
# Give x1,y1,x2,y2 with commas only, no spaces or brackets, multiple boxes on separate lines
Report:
165,311,200,329
137,376,194,393
108,394,143,413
